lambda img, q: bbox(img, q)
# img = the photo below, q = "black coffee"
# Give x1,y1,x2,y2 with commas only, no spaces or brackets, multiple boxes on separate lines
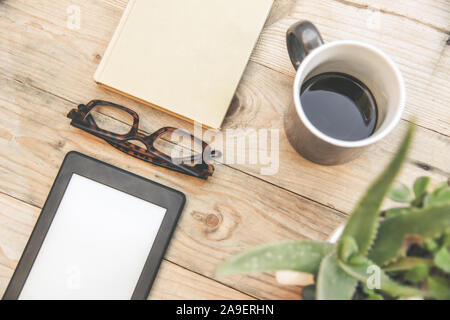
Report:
300,72,378,141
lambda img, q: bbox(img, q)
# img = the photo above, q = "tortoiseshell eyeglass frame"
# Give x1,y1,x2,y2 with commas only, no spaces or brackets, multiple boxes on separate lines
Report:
67,100,220,179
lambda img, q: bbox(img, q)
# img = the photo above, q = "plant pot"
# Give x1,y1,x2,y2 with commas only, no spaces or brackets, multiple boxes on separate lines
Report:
327,224,345,244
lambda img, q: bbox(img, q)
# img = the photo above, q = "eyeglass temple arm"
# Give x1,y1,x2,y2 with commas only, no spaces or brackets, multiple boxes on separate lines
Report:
106,140,209,179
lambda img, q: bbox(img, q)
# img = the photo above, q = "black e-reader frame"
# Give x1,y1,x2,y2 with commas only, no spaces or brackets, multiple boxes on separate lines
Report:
2,151,185,300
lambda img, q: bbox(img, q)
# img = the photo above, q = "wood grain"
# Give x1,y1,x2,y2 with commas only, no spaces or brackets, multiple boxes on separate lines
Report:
149,261,255,300
225,62,450,214
0,0,448,216
251,0,450,135
335,0,450,32
0,74,345,299
98,0,450,135
1,0,449,136
0,193,252,300
101,0,450,33
0,0,448,300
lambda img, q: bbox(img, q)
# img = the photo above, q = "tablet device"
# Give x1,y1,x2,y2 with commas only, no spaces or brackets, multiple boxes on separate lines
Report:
2,151,185,300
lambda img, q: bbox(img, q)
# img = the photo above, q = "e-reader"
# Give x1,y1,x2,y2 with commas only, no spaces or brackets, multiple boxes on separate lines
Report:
2,151,185,300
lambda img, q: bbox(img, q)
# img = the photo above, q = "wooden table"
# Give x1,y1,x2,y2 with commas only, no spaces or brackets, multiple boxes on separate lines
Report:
0,0,449,300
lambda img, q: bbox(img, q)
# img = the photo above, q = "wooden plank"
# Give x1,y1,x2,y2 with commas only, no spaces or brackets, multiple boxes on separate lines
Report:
0,0,448,137
426,44,450,133
225,62,450,213
0,193,253,300
0,0,447,300
0,0,190,130
149,262,255,300
251,0,450,135
97,0,450,135
0,0,448,215
100,0,450,33
0,74,343,299
335,0,450,32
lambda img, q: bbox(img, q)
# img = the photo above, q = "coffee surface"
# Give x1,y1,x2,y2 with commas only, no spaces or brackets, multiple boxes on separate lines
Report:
300,72,378,141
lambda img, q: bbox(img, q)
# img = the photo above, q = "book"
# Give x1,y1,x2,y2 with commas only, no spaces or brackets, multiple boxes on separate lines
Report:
94,0,273,129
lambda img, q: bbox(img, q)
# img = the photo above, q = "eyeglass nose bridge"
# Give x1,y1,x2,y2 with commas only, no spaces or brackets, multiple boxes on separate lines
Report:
78,104,89,112
129,133,152,150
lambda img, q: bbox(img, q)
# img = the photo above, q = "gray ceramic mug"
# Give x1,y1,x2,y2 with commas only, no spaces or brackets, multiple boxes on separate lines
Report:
284,21,405,165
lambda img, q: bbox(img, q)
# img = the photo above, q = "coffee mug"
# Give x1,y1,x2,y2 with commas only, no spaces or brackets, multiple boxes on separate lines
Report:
284,21,405,165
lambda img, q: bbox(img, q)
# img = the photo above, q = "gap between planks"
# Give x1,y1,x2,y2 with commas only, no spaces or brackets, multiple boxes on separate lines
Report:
3,67,448,220
1,50,449,216
1,0,448,216
99,0,450,34
332,0,449,34
0,71,339,299
2,69,352,218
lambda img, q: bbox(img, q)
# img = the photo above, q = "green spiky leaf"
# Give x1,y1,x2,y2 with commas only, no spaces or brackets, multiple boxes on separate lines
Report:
428,277,450,300
388,182,414,203
366,293,384,300
369,203,450,266
413,177,430,199
383,257,433,272
338,236,358,262
215,241,333,277
424,183,450,207
442,233,450,247
434,247,450,273
316,252,357,300
404,264,430,283
338,258,429,298
363,286,384,300
338,124,415,257
384,207,409,218
423,239,439,252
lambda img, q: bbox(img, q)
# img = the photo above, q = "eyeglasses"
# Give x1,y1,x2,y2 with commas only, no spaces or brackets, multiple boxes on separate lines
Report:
67,100,220,179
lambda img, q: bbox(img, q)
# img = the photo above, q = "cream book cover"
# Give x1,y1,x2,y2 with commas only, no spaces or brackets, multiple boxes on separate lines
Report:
94,0,273,129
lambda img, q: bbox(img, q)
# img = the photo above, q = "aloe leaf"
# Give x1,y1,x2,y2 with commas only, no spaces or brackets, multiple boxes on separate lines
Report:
338,258,429,298
369,203,450,266
388,182,414,203
442,233,450,247
424,183,450,207
338,124,415,258
316,252,357,300
404,264,430,283
366,293,384,300
338,236,358,262
384,207,409,218
428,277,450,300
215,241,333,277
383,257,433,272
423,238,439,252
413,177,430,199
363,286,384,300
434,247,450,273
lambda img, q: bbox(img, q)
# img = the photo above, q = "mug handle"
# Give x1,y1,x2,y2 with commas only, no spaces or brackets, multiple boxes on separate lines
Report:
286,21,324,70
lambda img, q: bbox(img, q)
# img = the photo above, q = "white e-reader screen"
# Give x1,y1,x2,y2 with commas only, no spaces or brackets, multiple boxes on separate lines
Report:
3,152,185,300
20,174,166,300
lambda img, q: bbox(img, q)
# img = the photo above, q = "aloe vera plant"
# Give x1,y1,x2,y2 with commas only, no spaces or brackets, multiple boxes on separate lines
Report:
216,124,450,300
